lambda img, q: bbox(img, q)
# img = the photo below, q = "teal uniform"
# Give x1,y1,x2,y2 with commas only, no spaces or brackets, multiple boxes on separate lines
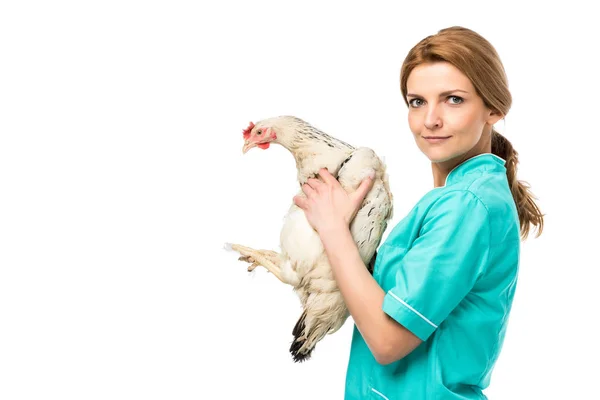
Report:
345,154,520,399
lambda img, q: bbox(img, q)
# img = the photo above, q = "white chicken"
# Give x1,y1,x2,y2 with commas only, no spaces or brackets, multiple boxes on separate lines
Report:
226,115,393,362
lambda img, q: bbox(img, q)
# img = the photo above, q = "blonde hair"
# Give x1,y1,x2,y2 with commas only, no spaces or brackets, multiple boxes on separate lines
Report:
400,26,544,239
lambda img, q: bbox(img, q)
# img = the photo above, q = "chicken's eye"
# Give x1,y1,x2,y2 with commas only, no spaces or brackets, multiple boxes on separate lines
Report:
257,130,262,135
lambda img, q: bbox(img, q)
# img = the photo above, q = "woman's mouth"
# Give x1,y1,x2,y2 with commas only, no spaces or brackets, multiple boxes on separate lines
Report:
422,136,451,144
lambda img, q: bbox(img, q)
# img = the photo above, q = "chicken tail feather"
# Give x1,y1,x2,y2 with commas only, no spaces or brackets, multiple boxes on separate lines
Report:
290,311,312,362
289,305,348,363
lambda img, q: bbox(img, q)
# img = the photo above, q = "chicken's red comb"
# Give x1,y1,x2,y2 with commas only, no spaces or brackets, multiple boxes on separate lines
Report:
242,122,255,139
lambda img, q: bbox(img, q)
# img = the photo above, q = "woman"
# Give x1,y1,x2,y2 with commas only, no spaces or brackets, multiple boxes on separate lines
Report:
293,26,544,399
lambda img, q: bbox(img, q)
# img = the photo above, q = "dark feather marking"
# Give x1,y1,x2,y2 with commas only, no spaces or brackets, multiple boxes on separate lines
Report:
290,116,355,150
290,311,312,362
290,311,311,362
367,250,377,275
336,153,354,178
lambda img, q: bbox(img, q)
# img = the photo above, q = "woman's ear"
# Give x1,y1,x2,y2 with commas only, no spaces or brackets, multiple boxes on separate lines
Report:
486,110,504,126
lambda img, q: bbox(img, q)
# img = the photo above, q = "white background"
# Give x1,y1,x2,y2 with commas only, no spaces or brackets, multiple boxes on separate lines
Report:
1,1,598,399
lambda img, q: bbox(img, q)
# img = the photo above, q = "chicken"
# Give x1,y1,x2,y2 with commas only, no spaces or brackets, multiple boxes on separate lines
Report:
225,115,393,362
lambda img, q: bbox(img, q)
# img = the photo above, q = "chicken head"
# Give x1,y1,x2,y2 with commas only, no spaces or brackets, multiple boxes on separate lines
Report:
242,121,278,153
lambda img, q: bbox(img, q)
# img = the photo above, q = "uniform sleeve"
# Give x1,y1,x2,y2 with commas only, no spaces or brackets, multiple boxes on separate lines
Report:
381,190,491,341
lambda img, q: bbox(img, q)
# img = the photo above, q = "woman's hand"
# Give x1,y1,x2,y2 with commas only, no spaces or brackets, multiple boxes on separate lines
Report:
293,168,374,235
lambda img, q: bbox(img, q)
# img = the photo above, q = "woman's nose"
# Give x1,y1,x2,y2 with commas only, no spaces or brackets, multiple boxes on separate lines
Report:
424,107,442,130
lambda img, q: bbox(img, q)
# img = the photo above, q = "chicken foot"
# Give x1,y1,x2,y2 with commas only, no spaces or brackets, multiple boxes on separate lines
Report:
228,244,285,283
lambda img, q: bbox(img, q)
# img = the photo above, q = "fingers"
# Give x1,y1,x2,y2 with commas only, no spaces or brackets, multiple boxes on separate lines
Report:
302,182,317,198
293,195,307,209
295,176,324,210
306,177,325,194
317,168,337,186
350,176,375,206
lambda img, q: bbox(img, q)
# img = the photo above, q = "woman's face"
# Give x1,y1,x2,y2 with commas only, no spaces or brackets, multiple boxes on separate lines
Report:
406,61,502,163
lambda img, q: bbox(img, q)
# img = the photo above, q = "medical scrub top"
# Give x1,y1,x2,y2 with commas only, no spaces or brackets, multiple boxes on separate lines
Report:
345,153,521,400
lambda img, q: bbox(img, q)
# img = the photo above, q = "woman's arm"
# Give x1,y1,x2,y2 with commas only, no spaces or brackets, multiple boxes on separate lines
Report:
293,168,421,365
319,222,422,365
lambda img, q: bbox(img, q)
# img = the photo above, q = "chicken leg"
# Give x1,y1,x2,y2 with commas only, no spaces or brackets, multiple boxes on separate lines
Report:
227,243,285,283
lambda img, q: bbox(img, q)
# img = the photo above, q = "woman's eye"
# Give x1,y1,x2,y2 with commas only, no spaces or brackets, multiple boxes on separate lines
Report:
448,96,464,104
409,98,424,107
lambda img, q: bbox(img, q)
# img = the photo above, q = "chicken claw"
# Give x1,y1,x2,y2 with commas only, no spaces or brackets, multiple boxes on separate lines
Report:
226,243,285,283
238,255,260,271
247,261,260,272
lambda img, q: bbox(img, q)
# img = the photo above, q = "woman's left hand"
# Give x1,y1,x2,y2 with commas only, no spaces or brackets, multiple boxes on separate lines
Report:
293,168,374,235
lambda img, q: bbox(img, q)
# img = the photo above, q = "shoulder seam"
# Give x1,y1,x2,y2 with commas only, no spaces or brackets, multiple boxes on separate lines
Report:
433,188,490,215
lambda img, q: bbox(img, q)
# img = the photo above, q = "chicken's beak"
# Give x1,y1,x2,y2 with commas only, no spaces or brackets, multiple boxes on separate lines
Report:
242,141,256,154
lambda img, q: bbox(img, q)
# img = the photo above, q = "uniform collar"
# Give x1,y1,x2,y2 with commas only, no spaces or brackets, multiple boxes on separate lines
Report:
444,153,506,187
